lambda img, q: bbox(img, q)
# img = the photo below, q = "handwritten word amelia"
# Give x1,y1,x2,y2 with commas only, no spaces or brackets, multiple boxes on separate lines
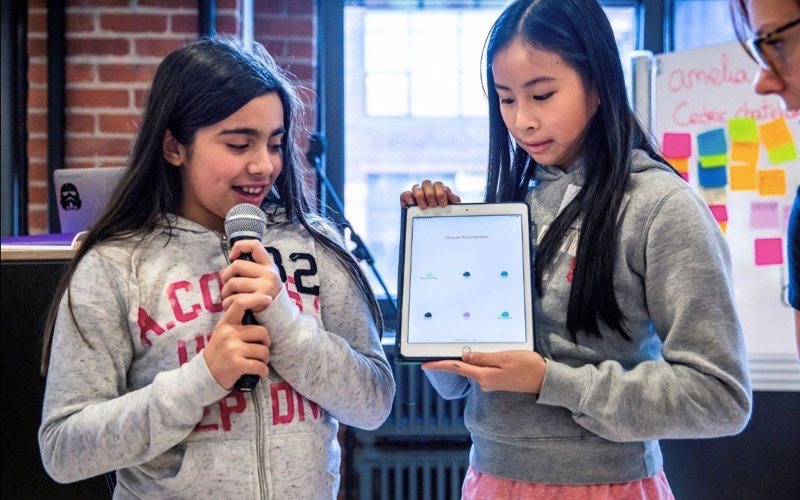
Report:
667,53,750,93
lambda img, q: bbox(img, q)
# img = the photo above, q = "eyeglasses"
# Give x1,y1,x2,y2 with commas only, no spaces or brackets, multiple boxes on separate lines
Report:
745,17,800,72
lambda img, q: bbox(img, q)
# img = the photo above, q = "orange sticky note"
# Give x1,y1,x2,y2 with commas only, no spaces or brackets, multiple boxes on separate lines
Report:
730,142,759,166
667,157,689,173
758,169,787,196
718,221,727,234
758,117,793,150
730,164,757,191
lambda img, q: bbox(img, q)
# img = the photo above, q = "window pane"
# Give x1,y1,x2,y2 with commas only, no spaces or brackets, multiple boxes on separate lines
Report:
411,12,459,72
411,72,459,117
674,0,737,51
365,75,409,116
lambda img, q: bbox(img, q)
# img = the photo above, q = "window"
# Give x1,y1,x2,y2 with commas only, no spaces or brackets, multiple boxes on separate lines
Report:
673,0,737,51
342,1,637,297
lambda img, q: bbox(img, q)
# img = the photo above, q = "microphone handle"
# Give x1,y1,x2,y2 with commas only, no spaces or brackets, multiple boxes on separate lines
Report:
233,251,261,392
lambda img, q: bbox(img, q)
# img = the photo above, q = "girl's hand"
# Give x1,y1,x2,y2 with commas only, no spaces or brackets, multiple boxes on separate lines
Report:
400,180,461,209
422,350,547,394
204,294,272,390
219,239,282,313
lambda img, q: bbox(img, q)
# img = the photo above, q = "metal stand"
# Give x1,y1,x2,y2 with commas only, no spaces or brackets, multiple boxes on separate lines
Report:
306,134,397,317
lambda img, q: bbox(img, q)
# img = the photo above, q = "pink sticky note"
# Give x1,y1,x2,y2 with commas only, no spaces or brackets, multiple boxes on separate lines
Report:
750,201,780,229
662,133,692,158
679,171,689,182
708,204,728,222
785,205,793,232
754,238,783,265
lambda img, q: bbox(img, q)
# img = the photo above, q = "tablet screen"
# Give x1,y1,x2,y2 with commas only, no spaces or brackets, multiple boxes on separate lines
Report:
406,213,528,344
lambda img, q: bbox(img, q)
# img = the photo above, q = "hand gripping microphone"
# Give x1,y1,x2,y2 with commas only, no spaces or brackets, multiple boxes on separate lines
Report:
224,203,268,392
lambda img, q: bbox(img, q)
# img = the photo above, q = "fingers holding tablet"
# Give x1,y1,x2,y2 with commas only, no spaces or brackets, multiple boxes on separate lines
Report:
400,180,461,209
422,350,546,394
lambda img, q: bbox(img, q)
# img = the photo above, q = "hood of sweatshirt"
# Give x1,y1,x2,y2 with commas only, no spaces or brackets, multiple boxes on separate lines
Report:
157,203,293,236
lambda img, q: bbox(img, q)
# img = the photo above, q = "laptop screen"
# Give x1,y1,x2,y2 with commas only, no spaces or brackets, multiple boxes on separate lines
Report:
53,167,126,233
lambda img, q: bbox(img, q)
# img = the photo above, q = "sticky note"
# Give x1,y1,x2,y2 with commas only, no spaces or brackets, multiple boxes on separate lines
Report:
728,117,759,143
667,157,689,173
699,154,728,168
767,143,798,164
730,164,757,190
708,204,728,222
718,221,727,234
679,171,689,182
698,163,728,188
697,129,727,156
758,117,793,150
758,169,787,196
785,205,793,232
754,238,783,265
662,133,692,158
750,201,779,228
730,142,759,166
699,187,727,205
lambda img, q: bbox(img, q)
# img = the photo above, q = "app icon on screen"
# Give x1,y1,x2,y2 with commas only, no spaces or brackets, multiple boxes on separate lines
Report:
463,312,471,319
463,272,471,278
500,271,509,278
424,312,433,319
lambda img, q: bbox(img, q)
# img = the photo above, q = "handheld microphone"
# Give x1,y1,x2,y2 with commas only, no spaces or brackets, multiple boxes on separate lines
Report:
224,203,268,392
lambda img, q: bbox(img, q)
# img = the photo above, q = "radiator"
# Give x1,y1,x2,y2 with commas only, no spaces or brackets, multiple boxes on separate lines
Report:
347,357,472,499
355,447,470,500
359,361,470,444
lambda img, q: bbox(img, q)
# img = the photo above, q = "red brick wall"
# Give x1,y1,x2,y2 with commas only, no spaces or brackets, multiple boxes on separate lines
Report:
25,0,317,234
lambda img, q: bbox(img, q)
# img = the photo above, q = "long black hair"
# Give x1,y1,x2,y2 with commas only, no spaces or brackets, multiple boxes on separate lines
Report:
484,0,670,341
42,37,382,374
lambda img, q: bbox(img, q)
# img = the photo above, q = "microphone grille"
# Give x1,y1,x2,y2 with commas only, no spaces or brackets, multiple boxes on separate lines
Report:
224,203,267,240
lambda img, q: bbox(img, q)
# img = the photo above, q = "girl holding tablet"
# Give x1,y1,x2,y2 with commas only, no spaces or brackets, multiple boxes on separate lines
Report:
401,0,751,497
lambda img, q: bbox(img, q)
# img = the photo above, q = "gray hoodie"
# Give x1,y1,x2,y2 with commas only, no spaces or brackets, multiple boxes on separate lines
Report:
39,210,395,499
425,150,752,485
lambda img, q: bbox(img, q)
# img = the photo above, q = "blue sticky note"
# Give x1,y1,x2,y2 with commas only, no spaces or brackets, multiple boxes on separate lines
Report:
697,162,728,188
697,129,728,157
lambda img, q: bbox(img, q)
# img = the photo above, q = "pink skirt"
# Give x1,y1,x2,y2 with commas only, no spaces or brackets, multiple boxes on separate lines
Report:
462,466,675,500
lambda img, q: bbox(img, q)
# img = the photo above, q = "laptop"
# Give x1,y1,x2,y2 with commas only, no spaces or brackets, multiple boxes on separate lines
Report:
53,167,126,233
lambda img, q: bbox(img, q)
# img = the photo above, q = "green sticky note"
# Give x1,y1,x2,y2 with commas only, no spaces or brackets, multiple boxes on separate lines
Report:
728,118,759,143
767,143,798,164
699,153,728,168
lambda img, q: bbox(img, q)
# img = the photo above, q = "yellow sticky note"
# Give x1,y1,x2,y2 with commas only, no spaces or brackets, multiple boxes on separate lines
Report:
767,143,798,164
730,142,759,166
718,221,727,234
758,169,787,196
730,164,757,191
758,117,793,150
699,153,728,168
667,157,689,173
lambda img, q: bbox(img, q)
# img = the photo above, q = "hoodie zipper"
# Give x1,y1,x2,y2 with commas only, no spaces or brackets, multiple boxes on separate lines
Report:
219,233,269,500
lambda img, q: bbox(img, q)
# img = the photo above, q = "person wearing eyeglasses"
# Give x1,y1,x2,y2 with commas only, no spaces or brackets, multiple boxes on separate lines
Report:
732,0,800,110
731,0,800,355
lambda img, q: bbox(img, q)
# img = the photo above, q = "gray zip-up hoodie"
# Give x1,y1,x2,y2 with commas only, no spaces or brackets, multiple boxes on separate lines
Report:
425,150,752,485
39,209,395,499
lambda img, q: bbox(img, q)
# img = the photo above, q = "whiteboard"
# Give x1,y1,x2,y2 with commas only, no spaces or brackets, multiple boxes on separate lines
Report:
649,42,799,390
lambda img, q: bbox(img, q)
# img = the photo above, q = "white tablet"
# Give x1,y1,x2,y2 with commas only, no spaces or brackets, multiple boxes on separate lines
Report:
396,203,535,362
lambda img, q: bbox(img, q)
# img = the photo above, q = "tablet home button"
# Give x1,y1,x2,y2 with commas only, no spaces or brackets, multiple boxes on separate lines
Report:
462,346,472,354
